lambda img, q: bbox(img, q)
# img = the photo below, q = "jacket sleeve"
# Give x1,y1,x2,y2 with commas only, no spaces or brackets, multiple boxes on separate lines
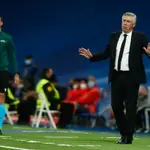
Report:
89,33,114,62
90,44,110,62
7,36,19,74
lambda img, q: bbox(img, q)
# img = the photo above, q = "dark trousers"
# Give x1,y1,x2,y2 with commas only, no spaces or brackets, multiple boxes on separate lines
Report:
18,97,36,124
111,71,139,138
57,102,74,128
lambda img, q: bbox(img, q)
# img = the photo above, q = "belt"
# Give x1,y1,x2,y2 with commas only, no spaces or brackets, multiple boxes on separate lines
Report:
113,69,130,73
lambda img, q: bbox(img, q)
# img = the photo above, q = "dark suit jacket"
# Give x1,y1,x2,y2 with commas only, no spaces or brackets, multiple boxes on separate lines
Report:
90,31,149,84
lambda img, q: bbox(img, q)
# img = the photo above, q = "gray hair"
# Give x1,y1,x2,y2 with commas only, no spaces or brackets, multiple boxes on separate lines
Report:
122,12,137,24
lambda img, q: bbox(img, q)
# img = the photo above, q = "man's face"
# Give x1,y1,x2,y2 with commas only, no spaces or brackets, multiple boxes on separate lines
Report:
122,15,135,33
0,17,3,28
47,69,53,79
88,76,96,88
24,58,32,65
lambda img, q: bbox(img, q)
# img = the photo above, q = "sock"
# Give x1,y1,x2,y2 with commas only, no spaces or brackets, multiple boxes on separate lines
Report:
0,104,6,129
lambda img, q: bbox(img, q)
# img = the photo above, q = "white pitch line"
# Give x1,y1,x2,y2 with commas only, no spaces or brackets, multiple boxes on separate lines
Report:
44,136,78,139
1,137,101,149
147,145,150,147
13,127,32,130
0,136,11,138
16,139,102,148
105,136,139,140
22,130,47,133
21,130,91,134
0,145,33,150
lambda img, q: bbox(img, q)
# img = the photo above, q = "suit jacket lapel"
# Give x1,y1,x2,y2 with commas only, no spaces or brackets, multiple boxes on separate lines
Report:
129,31,135,55
114,32,121,45
128,32,136,69
112,32,121,58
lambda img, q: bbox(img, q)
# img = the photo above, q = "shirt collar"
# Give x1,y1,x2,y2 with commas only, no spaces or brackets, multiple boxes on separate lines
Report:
122,31,132,37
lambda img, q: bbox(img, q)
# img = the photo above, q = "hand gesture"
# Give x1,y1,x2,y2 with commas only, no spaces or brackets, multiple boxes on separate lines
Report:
79,47,93,59
143,43,150,55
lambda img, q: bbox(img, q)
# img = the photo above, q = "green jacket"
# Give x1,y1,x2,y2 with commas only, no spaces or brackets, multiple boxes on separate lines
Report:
0,31,18,73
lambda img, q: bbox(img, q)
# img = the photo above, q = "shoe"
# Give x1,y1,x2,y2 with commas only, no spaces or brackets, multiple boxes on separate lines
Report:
116,136,132,144
136,128,145,133
116,136,125,144
144,129,150,133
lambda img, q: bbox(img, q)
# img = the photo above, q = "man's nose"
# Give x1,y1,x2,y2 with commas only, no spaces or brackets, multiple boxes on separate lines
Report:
124,21,127,25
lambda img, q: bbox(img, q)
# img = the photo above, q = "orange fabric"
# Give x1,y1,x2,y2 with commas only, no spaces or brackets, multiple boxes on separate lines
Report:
77,86,101,104
76,86,101,113
63,88,87,102
62,86,101,114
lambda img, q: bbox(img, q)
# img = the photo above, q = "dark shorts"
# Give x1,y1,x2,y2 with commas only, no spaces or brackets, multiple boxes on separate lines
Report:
0,71,9,93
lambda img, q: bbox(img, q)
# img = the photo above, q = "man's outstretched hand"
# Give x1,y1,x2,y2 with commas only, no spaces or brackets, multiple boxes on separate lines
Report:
143,42,150,55
79,48,93,59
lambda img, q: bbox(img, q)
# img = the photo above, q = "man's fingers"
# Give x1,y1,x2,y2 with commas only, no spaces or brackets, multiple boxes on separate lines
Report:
79,49,86,53
79,49,87,55
80,47,86,50
79,47,92,58
79,48,87,51
87,50,91,54
79,53,86,56
79,53,89,58
87,49,92,57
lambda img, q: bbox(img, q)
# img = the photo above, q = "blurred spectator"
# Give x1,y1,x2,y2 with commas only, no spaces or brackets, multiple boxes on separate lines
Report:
68,79,75,89
36,68,74,128
5,72,20,111
49,72,68,102
136,86,148,132
23,55,38,91
15,79,24,100
36,68,60,110
5,73,37,125
106,107,117,130
76,76,101,114
63,76,101,114
17,80,37,125
63,79,82,102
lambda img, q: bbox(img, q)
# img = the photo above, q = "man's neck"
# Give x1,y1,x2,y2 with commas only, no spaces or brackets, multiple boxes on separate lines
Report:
123,30,133,34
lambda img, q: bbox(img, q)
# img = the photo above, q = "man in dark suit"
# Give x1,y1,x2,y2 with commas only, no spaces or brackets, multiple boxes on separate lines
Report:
79,12,150,144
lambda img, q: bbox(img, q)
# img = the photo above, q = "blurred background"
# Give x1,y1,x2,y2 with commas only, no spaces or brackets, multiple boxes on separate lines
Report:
1,0,150,87
1,0,150,134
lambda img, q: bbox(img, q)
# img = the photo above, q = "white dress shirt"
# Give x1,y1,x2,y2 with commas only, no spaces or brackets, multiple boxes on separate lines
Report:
114,31,132,71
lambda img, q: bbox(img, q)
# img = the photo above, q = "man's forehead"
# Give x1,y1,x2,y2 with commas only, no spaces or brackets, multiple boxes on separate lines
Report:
122,15,134,20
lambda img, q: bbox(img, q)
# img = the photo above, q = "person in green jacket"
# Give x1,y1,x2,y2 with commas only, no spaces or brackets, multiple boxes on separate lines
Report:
0,17,19,134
